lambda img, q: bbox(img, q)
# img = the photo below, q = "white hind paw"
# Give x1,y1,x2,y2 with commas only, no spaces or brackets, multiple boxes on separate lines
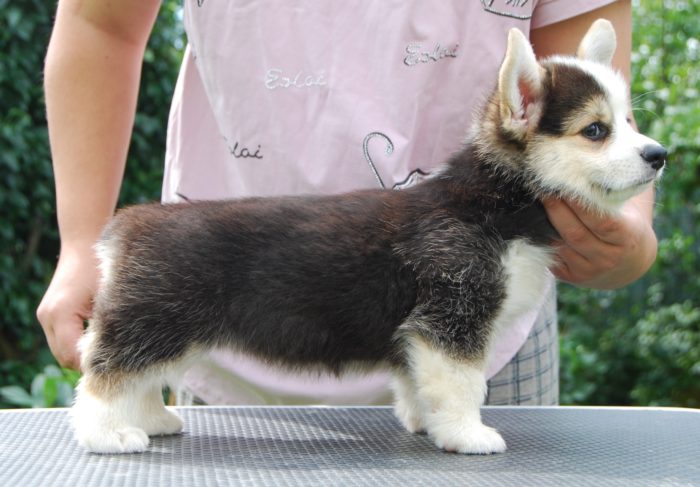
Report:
78,426,150,454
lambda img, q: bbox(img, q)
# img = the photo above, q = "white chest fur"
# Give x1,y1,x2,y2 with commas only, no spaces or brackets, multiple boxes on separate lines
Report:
491,239,555,340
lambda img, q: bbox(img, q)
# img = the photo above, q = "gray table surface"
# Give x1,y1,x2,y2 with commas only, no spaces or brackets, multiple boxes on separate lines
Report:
1,406,698,486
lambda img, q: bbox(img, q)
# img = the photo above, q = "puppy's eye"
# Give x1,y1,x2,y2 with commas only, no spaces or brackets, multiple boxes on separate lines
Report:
581,122,608,141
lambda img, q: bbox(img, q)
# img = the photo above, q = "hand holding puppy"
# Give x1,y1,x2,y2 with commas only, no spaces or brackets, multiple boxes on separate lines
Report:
545,189,657,289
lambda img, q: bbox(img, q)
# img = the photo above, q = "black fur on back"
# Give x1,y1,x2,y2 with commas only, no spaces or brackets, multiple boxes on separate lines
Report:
88,143,558,377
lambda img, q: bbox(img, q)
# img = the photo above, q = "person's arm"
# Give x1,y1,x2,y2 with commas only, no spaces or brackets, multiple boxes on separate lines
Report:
37,0,161,369
530,0,658,289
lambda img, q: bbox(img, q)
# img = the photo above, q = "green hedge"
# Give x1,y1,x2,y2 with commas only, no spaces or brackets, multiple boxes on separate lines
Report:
1,1,698,408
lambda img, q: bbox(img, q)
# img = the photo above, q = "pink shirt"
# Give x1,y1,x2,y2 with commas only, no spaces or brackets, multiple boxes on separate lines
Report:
164,0,616,404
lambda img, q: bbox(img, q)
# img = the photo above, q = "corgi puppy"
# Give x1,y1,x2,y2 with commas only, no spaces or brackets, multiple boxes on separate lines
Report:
72,20,666,454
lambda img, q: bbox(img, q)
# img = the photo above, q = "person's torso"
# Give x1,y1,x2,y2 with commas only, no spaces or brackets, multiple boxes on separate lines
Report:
165,0,541,201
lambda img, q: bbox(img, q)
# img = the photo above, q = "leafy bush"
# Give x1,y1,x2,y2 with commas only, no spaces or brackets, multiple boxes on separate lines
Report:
559,0,700,407
0,365,79,408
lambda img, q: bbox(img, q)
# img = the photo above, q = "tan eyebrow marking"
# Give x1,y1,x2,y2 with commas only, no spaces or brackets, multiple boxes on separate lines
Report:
563,95,612,135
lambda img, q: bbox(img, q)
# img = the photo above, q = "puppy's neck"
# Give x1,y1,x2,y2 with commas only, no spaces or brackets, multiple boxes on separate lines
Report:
438,141,536,206
421,143,556,245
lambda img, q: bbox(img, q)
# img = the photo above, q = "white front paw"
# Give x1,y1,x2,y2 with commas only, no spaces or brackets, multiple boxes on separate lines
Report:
394,400,426,434
429,419,506,455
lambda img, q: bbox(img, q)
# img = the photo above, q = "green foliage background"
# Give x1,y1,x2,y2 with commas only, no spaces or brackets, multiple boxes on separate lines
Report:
0,1,698,407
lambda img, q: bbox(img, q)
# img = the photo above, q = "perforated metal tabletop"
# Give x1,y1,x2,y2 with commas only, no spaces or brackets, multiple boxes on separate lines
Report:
1,406,698,486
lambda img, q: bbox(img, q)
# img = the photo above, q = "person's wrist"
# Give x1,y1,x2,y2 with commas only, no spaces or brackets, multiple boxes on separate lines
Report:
57,235,102,261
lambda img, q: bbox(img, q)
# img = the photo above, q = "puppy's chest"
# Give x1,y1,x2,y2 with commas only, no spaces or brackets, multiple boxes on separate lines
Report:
496,239,554,324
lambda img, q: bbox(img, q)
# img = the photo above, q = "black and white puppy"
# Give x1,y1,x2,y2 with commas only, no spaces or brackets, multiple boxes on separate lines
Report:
73,20,666,454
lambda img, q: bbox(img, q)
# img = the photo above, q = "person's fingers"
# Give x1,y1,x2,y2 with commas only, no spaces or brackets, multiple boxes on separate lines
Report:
52,316,85,370
562,198,628,245
37,291,86,370
36,253,98,370
550,242,600,284
544,198,623,284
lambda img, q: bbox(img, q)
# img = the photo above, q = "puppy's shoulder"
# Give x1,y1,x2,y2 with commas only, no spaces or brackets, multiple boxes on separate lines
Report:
394,211,504,281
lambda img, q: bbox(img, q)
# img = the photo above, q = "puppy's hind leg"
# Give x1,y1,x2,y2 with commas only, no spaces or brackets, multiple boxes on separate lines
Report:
404,335,506,455
72,329,190,454
133,384,184,438
72,372,152,454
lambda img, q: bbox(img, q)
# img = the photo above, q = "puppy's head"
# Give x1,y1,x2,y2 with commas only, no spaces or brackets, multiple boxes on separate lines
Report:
479,19,666,214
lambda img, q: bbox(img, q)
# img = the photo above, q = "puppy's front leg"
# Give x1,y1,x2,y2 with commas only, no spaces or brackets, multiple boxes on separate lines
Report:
404,335,506,454
391,371,427,434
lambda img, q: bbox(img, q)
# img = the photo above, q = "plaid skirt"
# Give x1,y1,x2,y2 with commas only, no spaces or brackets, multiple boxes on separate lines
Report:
485,286,559,406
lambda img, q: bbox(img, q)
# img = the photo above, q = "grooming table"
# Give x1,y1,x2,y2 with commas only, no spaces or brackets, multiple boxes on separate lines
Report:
1,406,698,486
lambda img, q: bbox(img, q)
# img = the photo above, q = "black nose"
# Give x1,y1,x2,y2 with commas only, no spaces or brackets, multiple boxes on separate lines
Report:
641,145,667,171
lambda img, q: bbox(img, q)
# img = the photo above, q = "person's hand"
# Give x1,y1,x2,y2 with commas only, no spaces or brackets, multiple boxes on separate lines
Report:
36,246,99,370
543,196,657,290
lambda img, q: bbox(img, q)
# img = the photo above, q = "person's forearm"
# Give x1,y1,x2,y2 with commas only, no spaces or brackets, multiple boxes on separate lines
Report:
44,1,159,255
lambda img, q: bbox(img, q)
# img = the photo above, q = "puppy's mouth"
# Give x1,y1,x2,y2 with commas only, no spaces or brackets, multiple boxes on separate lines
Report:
592,175,658,201
593,175,659,197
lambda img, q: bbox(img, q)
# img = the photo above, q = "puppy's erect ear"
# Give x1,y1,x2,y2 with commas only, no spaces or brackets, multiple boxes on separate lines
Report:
498,28,544,140
577,19,617,66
